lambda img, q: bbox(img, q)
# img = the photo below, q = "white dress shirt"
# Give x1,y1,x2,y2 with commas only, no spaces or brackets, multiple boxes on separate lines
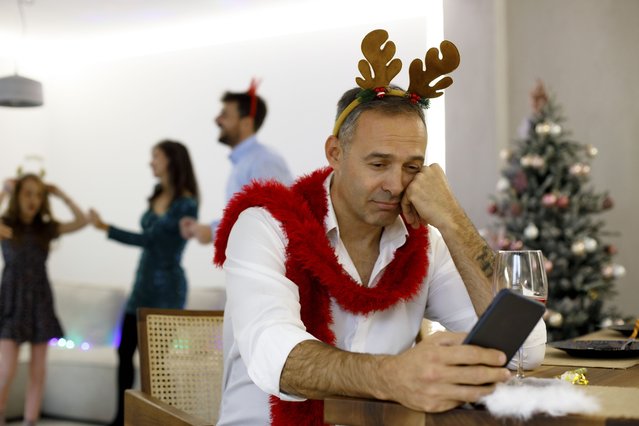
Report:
217,175,546,425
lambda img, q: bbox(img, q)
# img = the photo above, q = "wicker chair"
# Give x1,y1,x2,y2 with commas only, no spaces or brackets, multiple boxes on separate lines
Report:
124,308,224,426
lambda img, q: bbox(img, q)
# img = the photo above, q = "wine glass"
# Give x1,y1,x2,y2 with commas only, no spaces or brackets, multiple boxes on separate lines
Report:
493,250,548,378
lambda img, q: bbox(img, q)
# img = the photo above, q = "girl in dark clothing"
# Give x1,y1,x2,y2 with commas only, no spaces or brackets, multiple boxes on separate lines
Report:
0,174,87,426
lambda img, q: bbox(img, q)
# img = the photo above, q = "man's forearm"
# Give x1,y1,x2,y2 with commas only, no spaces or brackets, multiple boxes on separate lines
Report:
280,340,390,400
439,211,495,315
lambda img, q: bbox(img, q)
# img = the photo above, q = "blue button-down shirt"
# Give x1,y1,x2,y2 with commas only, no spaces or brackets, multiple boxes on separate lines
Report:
211,135,293,233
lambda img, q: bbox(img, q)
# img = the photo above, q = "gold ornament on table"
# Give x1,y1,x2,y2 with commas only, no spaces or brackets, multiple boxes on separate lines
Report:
333,29,460,136
557,368,589,386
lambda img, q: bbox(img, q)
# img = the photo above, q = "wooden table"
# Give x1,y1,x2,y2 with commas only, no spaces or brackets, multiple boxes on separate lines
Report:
324,358,639,425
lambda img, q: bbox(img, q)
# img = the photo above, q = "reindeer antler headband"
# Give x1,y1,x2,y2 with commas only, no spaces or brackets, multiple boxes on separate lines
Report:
333,29,461,136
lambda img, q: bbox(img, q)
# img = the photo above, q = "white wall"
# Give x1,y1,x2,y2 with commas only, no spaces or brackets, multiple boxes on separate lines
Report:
444,0,505,227
0,17,432,289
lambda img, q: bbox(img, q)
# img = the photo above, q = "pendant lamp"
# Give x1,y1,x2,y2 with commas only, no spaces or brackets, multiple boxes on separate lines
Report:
0,75,43,107
0,0,43,107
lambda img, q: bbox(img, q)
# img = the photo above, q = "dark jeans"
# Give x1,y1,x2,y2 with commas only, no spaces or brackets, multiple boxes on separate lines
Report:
111,312,138,426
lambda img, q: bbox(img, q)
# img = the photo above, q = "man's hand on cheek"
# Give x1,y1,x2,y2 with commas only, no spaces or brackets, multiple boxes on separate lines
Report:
401,164,462,231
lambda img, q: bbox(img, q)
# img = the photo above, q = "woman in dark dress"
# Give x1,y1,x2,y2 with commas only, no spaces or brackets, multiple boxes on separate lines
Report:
0,175,87,426
88,140,199,426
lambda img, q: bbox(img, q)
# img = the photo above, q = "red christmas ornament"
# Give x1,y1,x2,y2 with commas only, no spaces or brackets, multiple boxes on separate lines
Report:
373,87,387,98
408,93,421,104
512,171,528,193
605,244,618,255
602,196,614,210
556,195,570,209
488,203,498,215
510,202,523,216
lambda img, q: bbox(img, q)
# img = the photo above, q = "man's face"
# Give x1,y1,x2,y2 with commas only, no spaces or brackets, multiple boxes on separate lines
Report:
328,110,427,230
215,101,242,146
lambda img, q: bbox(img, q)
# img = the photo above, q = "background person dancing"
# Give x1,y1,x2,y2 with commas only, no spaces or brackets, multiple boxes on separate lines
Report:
0,174,87,426
88,139,199,426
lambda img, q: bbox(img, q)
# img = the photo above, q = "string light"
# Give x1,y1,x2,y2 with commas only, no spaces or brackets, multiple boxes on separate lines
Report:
48,337,93,351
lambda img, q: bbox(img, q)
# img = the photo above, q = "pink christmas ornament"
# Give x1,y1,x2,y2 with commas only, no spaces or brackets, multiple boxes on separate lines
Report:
544,259,553,273
601,264,614,279
512,171,528,192
510,240,524,250
542,193,557,207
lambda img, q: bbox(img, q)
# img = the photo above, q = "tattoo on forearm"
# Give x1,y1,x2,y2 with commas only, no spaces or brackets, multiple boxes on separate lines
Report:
476,244,495,278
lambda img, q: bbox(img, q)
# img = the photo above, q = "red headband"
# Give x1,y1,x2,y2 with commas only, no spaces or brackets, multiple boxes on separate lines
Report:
248,78,260,118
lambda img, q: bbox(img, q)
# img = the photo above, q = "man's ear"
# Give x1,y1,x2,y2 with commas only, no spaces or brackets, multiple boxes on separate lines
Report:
325,135,342,168
239,115,255,135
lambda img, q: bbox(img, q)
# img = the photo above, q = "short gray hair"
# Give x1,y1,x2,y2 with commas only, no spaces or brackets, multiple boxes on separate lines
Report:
335,87,426,148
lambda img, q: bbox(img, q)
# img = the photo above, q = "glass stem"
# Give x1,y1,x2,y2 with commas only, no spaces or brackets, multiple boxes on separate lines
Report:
516,346,525,379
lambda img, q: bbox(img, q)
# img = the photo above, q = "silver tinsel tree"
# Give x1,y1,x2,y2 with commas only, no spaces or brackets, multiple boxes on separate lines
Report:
488,82,625,341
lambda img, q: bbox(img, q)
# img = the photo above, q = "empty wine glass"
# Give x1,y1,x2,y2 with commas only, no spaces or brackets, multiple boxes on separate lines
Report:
493,250,548,378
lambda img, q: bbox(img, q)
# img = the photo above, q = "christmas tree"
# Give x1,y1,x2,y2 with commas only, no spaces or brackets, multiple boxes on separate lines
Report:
488,81,625,341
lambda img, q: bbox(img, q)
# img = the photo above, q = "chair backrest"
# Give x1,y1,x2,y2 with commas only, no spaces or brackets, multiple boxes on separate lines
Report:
137,308,224,424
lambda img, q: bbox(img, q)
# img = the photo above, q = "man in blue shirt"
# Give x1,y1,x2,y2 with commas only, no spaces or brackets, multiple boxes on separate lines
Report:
180,89,293,244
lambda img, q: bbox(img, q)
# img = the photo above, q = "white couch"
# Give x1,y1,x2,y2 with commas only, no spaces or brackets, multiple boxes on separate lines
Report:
5,282,226,423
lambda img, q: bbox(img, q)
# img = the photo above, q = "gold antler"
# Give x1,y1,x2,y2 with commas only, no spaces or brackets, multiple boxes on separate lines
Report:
407,40,460,99
355,29,402,89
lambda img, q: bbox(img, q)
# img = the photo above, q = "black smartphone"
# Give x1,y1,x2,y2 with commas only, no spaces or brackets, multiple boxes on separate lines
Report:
463,288,545,365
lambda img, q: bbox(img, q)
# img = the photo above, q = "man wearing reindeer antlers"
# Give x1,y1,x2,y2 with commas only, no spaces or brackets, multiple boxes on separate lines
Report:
179,81,293,244
214,30,546,425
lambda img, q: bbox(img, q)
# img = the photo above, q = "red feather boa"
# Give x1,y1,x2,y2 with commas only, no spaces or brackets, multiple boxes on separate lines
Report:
214,168,430,426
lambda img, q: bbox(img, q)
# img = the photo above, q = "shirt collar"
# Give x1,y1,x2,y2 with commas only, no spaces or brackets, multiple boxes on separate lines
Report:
229,135,258,164
322,172,408,247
